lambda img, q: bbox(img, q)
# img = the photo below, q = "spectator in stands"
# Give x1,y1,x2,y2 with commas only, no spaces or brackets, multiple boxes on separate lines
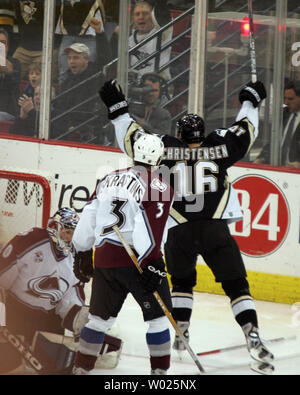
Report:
102,0,119,41
9,84,41,137
22,61,41,98
0,28,21,121
51,17,108,143
0,2,16,55
12,1,59,82
130,72,172,134
55,0,109,84
110,1,172,80
12,1,43,80
254,79,300,168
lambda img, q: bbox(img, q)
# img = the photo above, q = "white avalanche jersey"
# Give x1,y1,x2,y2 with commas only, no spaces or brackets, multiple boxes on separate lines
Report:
0,228,84,319
73,166,174,269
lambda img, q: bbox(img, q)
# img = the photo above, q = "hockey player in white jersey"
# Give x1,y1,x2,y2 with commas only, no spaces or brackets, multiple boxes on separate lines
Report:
98,79,274,374
72,134,174,375
0,207,122,374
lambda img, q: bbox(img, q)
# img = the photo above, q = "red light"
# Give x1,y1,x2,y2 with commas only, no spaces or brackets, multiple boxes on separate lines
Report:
241,17,250,36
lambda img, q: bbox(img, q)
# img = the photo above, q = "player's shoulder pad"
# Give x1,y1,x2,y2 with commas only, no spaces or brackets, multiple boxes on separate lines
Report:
3,228,49,258
230,118,255,135
214,128,228,138
0,228,49,272
215,118,254,139
124,121,148,158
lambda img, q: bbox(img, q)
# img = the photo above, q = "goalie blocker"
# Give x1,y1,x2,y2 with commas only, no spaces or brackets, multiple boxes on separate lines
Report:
31,331,123,374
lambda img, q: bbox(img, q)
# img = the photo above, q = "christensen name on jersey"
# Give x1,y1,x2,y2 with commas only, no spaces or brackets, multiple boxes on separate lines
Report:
163,145,229,161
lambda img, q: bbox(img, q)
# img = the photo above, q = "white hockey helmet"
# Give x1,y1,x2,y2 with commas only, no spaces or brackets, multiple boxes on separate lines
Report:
133,134,164,166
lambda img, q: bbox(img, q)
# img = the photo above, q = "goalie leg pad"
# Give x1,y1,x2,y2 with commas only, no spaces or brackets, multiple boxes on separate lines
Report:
101,334,123,354
74,313,123,371
31,331,76,374
72,305,90,339
95,334,123,369
74,332,123,371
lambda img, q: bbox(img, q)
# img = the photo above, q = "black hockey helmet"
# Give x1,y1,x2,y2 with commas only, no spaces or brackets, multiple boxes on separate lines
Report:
176,114,205,144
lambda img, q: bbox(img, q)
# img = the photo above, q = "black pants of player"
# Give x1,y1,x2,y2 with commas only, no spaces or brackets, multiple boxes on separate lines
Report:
90,266,172,322
164,219,247,286
165,219,258,328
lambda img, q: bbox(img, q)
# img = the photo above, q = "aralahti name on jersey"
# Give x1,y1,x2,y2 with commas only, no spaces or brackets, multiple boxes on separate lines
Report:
163,144,229,161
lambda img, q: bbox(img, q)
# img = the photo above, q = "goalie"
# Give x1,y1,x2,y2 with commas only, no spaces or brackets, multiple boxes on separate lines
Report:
0,207,122,375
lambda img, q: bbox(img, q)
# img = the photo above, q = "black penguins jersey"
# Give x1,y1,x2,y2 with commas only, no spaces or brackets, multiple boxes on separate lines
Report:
159,118,255,223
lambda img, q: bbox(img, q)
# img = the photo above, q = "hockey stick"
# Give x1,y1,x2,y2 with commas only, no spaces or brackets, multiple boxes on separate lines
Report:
0,288,44,373
112,225,205,374
0,287,5,326
0,326,44,373
197,335,296,357
0,293,73,375
248,0,257,82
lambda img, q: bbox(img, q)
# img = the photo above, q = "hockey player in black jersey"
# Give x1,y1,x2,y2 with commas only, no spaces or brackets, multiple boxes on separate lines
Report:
99,79,274,373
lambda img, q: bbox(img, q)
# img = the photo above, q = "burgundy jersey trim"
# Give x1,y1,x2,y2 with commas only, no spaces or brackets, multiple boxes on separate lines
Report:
94,240,139,269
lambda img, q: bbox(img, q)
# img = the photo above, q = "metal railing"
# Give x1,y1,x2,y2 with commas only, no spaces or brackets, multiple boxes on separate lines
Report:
51,1,294,143
51,5,195,142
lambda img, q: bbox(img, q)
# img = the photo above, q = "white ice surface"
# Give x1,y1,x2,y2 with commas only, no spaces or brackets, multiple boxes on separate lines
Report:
87,291,300,376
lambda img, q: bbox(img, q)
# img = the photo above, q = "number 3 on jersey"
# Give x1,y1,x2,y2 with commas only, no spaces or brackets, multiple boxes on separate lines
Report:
156,203,164,218
101,198,127,235
101,200,165,235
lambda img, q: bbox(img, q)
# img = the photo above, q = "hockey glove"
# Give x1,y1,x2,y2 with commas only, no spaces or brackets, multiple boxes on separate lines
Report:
73,249,94,283
139,258,167,293
239,81,267,108
99,80,129,120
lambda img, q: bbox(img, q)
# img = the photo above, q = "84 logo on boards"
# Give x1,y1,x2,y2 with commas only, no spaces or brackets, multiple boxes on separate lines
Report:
230,175,290,257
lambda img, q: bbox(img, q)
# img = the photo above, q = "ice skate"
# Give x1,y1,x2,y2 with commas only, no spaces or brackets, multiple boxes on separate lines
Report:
243,323,274,374
172,321,190,356
151,368,167,375
250,361,275,375
243,323,274,363
72,366,90,375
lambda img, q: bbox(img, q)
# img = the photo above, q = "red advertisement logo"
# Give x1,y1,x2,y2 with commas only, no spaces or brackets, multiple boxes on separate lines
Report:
231,175,290,257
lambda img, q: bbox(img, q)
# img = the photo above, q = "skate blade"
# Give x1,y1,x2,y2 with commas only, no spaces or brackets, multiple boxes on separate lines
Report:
250,349,274,364
250,361,275,375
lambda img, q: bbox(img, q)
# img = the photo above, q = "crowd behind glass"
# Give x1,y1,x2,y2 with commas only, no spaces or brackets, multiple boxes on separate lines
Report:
0,0,299,168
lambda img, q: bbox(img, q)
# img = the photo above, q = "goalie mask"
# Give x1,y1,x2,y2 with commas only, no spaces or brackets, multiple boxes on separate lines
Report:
133,134,165,166
177,114,205,144
47,208,79,255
